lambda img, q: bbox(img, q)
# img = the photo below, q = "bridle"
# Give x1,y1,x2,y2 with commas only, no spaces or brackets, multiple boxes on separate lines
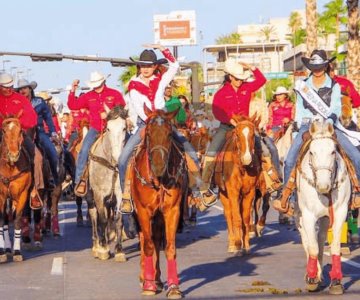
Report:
1,118,23,166
233,121,255,165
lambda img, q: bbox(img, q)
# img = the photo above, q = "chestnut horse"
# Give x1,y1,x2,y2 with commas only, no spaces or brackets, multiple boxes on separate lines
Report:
0,115,32,262
130,106,185,299
215,114,263,254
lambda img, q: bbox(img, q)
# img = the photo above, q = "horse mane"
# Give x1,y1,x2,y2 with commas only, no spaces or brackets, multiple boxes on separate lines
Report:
106,105,128,121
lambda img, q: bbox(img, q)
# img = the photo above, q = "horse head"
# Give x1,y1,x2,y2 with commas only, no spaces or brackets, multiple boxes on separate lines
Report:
1,112,23,166
191,127,211,156
340,94,353,128
232,114,258,166
308,120,336,194
104,104,128,162
144,104,178,178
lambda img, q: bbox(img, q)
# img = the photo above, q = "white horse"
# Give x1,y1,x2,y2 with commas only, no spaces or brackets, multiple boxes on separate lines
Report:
275,123,293,177
296,120,351,295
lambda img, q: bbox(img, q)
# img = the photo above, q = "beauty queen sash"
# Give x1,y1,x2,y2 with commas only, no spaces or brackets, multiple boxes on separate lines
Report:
295,79,360,146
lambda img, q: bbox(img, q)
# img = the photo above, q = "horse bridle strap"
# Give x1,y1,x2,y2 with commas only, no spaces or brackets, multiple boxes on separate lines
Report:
0,165,31,187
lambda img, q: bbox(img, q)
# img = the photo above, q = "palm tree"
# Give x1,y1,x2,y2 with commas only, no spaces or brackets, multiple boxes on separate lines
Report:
306,0,318,56
260,25,276,42
215,32,242,44
119,64,137,93
288,11,306,47
346,0,360,89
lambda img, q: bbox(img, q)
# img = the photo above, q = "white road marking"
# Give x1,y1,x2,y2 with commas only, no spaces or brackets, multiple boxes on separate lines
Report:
51,257,64,275
324,251,360,268
213,205,224,211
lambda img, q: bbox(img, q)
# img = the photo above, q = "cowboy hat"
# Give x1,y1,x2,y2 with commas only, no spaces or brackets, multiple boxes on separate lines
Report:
36,91,52,101
301,49,336,71
130,49,168,65
0,73,14,87
224,59,251,81
15,78,38,90
194,109,206,116
273,86,290,95
86,71,110,89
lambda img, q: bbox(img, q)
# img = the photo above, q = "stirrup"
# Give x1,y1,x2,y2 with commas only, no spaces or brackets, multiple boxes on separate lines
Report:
30,189,43,210
74,180,87,197
272,199,295,217
120,198,134,215
197,188,217,211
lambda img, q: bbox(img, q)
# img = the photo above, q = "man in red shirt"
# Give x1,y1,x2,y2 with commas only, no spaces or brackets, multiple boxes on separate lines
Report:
68,71,126,196
0,73,40,207
199,60,281,209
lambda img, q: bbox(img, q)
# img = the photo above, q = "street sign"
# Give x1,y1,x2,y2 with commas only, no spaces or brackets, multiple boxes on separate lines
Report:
264,72,290,79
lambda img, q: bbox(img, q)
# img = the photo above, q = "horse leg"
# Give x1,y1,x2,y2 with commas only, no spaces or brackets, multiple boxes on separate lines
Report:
163,198,183,299
152,212,164,292
75,196,84,227
300,212,321,291
257,193,271,237
328,206,348,295
21,198,31,245
136,206,157,295
251,190,261,238
0,210,7,263
51,185,61,236
317,216,330,282
33,209,43,250
13,189,30,262
3,213,11,255
95,204,110,260
114,213,126,262
241,190,256,254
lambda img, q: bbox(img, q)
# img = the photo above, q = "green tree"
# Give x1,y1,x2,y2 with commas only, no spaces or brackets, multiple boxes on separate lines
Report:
260,25,276,42
118,64,137,93
215,32,242,44
287,11,306,46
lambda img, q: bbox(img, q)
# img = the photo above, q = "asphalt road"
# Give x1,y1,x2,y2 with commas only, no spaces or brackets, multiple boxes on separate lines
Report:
0,199,359,300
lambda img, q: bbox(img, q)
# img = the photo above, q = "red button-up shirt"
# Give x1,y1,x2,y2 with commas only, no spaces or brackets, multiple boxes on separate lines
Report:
0,91,37,130
212,68,266,124
67,85,125,131
267,99,295,129
333,75,360,108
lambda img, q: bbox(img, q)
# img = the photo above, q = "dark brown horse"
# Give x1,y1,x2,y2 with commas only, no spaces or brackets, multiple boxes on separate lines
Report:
214,114,264,254
0,115,32,262
130,106,185,299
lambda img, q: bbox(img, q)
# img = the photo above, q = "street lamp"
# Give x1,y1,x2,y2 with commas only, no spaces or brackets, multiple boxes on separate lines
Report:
1,59,11,72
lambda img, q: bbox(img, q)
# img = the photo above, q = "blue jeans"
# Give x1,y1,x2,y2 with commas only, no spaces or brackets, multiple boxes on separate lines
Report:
37,131,59,185
284,124,309,185
75,128,99,184
67,131,78,150
118,120,145,191
335,129,360,180
262,135,281,176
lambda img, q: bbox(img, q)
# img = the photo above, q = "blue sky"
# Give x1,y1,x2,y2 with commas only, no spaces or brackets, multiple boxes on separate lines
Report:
1,0,329,104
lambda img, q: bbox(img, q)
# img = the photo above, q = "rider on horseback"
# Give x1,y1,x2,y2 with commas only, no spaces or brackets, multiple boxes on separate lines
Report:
118,44,203,214
68,71,126,197
0,73,38,206
273,49,360,214
199,59,282,211
16,80,60,188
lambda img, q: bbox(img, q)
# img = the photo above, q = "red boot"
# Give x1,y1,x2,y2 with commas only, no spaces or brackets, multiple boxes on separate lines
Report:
52,215,60,236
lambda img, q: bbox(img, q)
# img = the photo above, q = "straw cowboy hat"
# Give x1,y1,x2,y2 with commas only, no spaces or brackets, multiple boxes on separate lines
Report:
36,91,52,101
15,78,38,91
301,49,336,71
0,73,14,87
273,86,290,95
224,59,251,81
86,71,110,89
130,49,167,65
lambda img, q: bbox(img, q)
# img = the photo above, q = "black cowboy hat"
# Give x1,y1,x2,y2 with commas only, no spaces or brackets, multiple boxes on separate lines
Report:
130,49,167,65
301,49,336,71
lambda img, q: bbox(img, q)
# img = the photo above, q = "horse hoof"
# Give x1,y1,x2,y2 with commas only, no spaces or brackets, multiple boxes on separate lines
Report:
97,250,110,260
0,254,7,263
114,252,127,262
5,248,12,256
227,245,241,254
91,248,98,258
305,276,320,292
33,241,43,251
243,248,251,255
13,254,23,262
142,280,157,295
329,280,344,295
141,290,156,296
166,284,183,299
249,231,256,239
256,225,264,237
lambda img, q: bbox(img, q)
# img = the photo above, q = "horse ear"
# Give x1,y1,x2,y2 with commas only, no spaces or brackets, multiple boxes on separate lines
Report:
16,109,23,119
143,103,152,117
255,116,262,129
326,121,334,136
310,121,320,137
166,107,179,121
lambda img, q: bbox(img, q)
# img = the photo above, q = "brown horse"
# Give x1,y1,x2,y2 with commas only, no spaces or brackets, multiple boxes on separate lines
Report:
0,115,32,262
214,114,263,254
130,106,185,299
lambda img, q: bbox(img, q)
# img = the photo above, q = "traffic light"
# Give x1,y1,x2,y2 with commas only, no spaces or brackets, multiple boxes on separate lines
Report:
30,53,63,62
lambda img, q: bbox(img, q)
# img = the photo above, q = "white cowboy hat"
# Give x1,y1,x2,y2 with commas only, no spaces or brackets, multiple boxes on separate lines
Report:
0,73,14,87
195,109,206,116
273,86,290,95
86,71,110,89
224,59,251,81
36,91,53,101
15,78,38,90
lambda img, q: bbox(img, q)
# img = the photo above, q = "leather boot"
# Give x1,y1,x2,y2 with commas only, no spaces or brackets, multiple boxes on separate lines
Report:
120,165,134,214
261,155,282,194
272,167,297,216
198,155,217,211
